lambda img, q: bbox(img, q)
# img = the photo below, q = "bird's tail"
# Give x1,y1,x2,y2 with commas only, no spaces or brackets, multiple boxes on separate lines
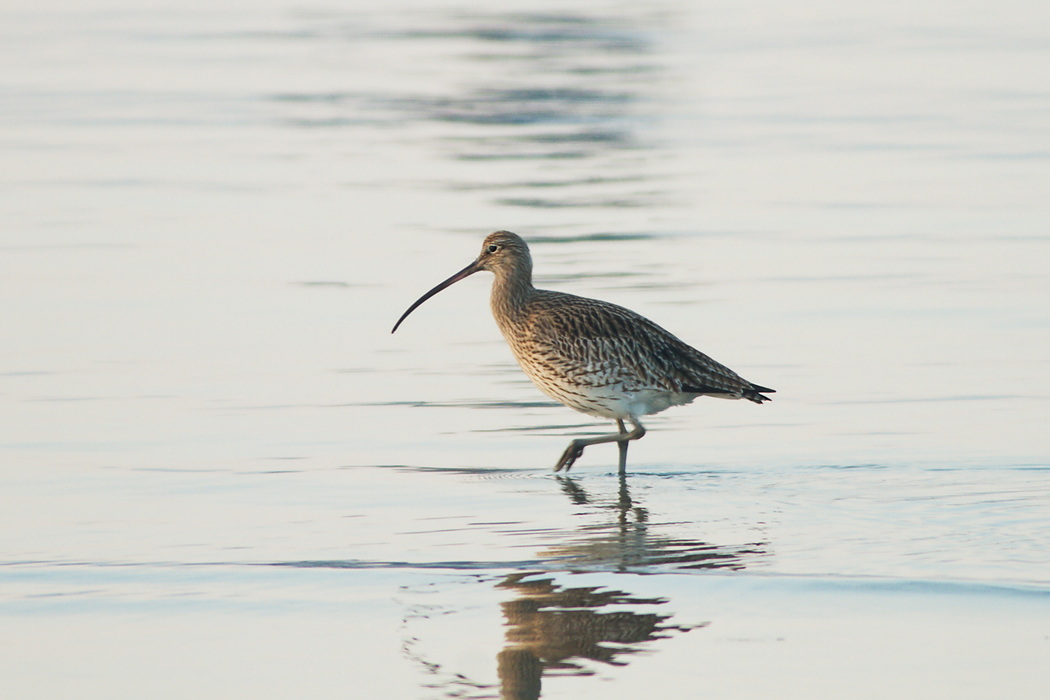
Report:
744,383,775,403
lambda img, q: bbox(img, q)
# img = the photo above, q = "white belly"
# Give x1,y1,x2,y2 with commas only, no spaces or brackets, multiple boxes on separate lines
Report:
519,361,696,420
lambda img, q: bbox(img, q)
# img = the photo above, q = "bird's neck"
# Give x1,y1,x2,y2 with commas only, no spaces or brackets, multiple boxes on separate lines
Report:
490,263,534,326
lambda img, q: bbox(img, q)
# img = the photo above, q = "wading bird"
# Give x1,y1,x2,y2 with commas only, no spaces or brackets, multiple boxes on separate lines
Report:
392,231,773,473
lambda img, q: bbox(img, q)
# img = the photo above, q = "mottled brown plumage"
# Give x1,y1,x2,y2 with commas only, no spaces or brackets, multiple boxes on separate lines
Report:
393,231,773,472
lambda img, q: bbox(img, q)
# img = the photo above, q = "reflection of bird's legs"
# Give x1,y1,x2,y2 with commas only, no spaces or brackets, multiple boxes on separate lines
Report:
555,474,589,505
617,465,632,516
554,418,645,473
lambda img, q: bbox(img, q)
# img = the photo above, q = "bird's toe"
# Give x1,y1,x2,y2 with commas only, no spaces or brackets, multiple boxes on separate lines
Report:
554,442,585,472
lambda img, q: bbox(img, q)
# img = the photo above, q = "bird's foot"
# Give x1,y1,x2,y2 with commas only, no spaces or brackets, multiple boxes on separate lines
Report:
554,442,585,472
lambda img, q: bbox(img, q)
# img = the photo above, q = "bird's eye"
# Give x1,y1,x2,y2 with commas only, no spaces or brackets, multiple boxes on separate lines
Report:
487,244,499,253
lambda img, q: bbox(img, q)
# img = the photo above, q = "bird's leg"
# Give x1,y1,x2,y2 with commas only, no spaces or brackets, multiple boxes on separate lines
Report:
619,418,644,473
554,418,646,473
616,419,629,474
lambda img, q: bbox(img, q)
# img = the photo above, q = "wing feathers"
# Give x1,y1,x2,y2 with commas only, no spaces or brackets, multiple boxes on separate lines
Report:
520,291,773,403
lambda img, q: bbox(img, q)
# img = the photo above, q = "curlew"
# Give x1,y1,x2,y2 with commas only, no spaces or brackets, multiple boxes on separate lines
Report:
392,231,773,473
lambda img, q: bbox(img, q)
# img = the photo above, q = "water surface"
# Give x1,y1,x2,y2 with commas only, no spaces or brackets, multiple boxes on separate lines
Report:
2,1,1049,698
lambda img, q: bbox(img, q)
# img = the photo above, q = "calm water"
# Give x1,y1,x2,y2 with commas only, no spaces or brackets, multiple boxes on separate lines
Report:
2,1,1050,698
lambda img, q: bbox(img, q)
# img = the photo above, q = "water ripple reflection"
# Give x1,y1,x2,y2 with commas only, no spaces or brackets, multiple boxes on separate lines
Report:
279,471,767,577
268,11,664,210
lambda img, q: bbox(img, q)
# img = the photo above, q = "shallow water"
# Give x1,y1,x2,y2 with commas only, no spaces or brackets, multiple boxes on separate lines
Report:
3,1,1050,698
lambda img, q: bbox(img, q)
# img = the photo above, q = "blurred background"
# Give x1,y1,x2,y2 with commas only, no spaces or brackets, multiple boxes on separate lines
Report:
2,1,1049,698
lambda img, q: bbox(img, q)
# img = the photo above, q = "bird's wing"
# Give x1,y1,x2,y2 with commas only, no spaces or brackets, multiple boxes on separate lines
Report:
523,291,769,401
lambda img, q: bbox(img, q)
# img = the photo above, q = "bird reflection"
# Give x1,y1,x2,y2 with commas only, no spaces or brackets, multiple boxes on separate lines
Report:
492,474,766,698
549,472,767,572
495,573,698,700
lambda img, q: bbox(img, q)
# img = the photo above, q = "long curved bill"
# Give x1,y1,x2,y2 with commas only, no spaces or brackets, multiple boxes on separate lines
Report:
391,260,481,333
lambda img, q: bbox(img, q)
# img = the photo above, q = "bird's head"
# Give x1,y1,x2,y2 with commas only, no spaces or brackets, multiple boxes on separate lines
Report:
391,230,532,333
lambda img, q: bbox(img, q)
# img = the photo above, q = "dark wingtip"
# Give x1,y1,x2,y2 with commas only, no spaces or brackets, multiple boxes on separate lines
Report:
746,384,775,404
